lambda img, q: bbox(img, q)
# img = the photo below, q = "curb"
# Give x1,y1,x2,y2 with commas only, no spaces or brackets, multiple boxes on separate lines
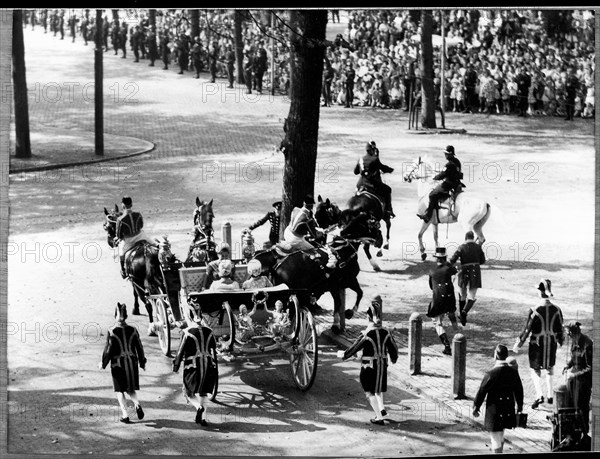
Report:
9,140,156,174
406,128,468,135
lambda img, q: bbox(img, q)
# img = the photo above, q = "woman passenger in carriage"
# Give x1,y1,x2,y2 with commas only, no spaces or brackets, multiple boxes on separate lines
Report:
242,259,273,290
208,260,241,292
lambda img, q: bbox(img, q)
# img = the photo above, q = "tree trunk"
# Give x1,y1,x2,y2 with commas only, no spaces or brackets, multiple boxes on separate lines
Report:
419,10,437,129
189,9,199,39
234,10,245,84
12,10,31,159
279,10,328,236
149,9,156,34
94,9,103,156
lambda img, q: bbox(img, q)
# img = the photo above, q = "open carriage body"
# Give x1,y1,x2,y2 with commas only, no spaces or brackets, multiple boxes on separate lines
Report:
146,260,318,393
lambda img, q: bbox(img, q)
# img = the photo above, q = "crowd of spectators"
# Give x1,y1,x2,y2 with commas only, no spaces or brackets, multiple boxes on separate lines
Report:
23,9,595,119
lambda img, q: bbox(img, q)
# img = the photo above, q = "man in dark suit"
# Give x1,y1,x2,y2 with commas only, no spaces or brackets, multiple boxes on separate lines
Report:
253,42,268,94
473,344,524,453
427,247,458,355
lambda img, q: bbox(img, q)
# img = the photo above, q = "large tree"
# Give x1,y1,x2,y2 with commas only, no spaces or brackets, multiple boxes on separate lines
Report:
279,10,328,234
189,9,199,39
234,10,245,84
419,10,437,129
13,9,31,158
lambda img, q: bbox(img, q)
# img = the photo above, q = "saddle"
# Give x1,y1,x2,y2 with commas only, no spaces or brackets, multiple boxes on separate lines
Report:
273,242,334,273
435,187,463,218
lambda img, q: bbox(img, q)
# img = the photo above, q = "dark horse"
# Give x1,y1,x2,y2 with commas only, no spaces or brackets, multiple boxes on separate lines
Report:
315,195,385,272
186,197,218,264
103,205,163,336
252,230,364,334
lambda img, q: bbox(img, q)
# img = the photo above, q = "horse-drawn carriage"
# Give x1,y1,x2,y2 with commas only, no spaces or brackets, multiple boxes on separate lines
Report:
146,257,319,395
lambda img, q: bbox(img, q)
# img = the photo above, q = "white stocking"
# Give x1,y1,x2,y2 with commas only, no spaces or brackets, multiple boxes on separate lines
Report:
116,393,128,417
530,369,543,398
366,393,380,419
200,395,209,419
375,393,385,412
189,394,201,410
127,390,140,408
545,371,554,399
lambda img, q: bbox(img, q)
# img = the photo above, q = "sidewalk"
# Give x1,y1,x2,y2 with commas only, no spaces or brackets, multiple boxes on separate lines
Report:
313,310,551,454
9,126,155,173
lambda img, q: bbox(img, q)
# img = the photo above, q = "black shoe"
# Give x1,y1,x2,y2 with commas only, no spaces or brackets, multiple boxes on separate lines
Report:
531,396,544,409
442,346,452,356
370,418,385,426
135,405,144,420
120,416,130,424
149,63,154,67
195,406,205,424
178,71,183,75
460,311,467,326
547,397,553,405
200,419,208,427
381,409,388,417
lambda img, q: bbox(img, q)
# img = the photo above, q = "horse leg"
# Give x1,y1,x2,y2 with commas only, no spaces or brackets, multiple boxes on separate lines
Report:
433,223,439,249
473,204,491,245
382,217,391,250
364,243,381,271
132,287,140,315
418,221,431,261
331,289,346,334
344,277,363,320
138,290,157,337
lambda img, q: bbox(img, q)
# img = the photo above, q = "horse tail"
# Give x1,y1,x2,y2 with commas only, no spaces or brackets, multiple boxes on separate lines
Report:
144,244,163,294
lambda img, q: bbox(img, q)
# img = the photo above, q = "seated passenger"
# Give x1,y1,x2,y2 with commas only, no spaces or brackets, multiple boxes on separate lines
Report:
242,259,273,290
209,260,241,292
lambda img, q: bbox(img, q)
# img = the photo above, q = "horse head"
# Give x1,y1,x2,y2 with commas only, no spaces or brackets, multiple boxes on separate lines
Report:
403,156,423,183
315,195,342,230
103,204,121,248
193,197,214,229
339,212,383,248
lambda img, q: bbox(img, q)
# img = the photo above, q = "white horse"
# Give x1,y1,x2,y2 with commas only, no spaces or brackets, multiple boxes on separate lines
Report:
403,155,491,260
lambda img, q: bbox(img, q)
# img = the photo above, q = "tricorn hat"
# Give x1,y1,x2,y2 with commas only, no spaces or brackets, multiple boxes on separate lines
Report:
494,344,508,361
121,196,133,207
537,279,553,297
367,295,383,323
272,201,282,208
434,247,447,258
115,302,128,321
303,194,315,205
443,145,455,155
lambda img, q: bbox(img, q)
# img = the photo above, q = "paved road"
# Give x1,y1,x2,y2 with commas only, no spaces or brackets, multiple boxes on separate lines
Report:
7,25,595,456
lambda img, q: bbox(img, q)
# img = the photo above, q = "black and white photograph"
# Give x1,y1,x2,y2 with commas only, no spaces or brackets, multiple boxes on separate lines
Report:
2,6,598,457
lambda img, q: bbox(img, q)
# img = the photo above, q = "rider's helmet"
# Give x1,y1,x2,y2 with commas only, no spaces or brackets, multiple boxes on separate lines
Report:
115,302,128,322
247,259,262,277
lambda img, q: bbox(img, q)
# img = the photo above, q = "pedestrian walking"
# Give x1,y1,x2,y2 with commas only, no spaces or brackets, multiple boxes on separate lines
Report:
449,230,486,325
225,43,236,89
159,31,170,70
99,303,147,424
338,295,398,425
172,308,218,426
244,50,254,94
427,247,459,355
562,321,593,435
473,344,524,454
513,279,564,409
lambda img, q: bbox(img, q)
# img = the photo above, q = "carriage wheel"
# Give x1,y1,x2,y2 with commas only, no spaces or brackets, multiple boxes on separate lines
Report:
289,307,318,391
209,358,219,402
154,297,171,356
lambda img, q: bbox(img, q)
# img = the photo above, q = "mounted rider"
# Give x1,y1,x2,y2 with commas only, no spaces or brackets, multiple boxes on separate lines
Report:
282,194,337,269
247,201,282,248
418,145,464,223
115,197,149,279
354,140,395,219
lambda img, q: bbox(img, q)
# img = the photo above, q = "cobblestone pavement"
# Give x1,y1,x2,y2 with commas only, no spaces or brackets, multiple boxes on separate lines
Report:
6,25,595,456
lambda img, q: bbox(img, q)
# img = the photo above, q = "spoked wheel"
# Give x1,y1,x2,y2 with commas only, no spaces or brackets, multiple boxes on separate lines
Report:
153,296,171,356
289,307,318,391
210,358,219,402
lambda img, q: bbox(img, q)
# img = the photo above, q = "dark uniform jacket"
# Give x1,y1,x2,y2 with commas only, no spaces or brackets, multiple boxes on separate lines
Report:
433,160,462,191
450,240,485,289
474,363,524,432
172,324,218,397
249,210,281,244
427,263,457,317
517,299,564,370
102,322,146,392
254,48,268,73
343,325,399,393
354,153,393,192
565,333,593,382
116,210,144,240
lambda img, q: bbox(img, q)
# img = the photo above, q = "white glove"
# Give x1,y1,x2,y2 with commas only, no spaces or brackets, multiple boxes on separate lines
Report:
512,340,520,354
336,350,345,359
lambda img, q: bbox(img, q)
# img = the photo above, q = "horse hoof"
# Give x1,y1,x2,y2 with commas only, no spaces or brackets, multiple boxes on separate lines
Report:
344,310,354,320
132,308,141,316
383,243,389,250
376,250,383,257
421,253,427,261
147,324,157,337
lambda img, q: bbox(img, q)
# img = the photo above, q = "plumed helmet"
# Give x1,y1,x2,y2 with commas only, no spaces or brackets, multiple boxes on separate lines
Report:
247,259,262,277
537,279,553,297
121,196,133,207
115,302,128,321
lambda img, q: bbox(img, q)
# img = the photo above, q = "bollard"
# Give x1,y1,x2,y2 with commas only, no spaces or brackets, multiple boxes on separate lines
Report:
409,312,422,375
452,333,466,399
221,221,232,255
